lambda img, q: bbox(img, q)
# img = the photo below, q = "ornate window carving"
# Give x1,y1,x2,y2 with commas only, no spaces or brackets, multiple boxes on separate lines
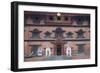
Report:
53,27,65,38
31,28,41,39
57,16,61,20
72,15,90,25
32,15,45,24
49,16,54,21
44,31,52,38
64,16,68,21
32,15,40,23
76,29,85,38
66,32,73,38
72,16,83,25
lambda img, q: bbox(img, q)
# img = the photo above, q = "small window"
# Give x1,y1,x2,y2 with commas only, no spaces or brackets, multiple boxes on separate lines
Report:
66,32,73,38
72,16,83,25
35,16,39,20
32,32,40,38
76,29,85,38
32,15,40,23
32,15,45,24
49,16,54,21
53,27,65,38
44,31,52,38
64,16,68,21
31,28,41,39
57,16,61,20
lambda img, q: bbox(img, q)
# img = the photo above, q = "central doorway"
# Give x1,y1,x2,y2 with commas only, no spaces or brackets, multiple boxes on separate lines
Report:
56,45,62,55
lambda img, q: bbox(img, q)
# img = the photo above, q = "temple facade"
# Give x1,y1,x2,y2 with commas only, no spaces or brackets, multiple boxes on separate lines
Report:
24,11,90,61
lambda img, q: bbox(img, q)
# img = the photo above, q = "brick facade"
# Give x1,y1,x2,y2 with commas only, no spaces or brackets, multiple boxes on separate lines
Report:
24,11,90,61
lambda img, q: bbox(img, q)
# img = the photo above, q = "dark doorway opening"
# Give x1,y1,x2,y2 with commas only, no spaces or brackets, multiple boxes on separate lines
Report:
56,45,61,55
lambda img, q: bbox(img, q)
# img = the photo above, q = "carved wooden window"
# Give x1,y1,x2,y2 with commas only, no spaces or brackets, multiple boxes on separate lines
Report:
66,32,73,38
76,29,85,38
32,15,45,24
72,15,90,25
64,16,68,21
49,16,54,21
44,31,52,38
53,27,65,38
31,28,41,39
57,16,61,20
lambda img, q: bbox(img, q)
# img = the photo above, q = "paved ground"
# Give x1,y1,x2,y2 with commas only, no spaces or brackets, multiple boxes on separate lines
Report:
24,54,90,62
46,56,72,60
